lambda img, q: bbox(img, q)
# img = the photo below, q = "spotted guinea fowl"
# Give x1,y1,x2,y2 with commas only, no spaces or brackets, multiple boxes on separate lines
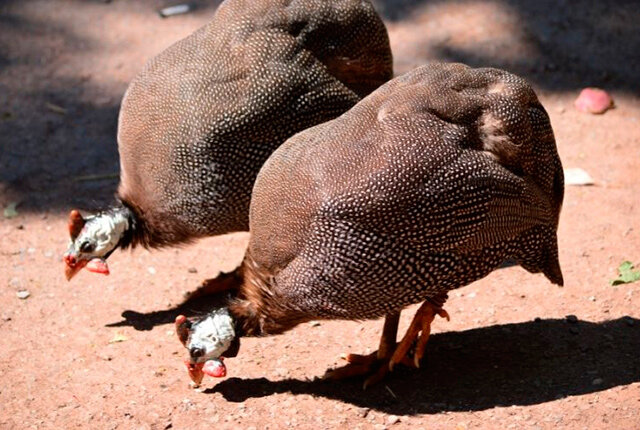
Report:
176,62,564,387
63,0,392,280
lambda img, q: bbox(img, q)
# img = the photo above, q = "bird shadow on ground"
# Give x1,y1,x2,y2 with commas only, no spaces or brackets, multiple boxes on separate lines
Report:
106,270,241,330
109,262,513,331
206,317,639,414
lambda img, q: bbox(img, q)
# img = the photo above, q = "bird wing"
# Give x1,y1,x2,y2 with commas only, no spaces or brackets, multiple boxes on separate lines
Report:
320,128,554,254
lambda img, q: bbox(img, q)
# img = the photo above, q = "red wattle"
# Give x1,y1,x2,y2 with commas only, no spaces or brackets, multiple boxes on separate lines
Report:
86,258,110,275
202,359,227,378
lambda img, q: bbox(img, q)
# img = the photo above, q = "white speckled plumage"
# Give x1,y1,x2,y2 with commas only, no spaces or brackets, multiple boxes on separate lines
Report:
116,0,392,246
64,0,392,277
244,62,564,321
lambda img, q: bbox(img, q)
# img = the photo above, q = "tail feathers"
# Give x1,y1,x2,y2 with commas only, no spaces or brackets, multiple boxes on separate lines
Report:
518,230,564,286
542,233,563,286
543,253,564,286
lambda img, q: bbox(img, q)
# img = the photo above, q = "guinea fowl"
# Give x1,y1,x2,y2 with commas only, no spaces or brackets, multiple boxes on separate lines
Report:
63,0,392,280
176,62,564,387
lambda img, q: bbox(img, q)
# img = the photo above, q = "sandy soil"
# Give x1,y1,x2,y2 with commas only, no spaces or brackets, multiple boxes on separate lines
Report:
1,0,639,429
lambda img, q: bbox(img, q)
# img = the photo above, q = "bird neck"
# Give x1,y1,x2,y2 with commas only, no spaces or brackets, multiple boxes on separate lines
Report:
227,254,309,337
109,201,139,250
116,196,197,249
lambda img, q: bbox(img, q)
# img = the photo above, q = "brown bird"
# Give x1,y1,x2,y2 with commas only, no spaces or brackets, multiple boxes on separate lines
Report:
176,63,564,387
63,0,392,280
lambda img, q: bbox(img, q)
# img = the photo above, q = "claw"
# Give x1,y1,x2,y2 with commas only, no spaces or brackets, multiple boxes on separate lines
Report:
389,301,449,372
323,305,448,388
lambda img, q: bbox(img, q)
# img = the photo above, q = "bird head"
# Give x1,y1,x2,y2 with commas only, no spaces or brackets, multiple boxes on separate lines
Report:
63,209,130,281
175,310,240,385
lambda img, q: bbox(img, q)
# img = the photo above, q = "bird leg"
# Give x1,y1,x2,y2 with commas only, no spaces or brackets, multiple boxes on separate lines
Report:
182,266,243,302
324,296,449,387
389,298,450,371
324,312,407,389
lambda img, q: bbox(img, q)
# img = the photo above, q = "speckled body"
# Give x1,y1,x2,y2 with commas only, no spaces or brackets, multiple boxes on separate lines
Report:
247,63,564,321
116,0,392,246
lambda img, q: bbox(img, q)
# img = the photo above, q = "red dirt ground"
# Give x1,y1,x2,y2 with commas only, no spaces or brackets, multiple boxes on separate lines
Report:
1,1,639,429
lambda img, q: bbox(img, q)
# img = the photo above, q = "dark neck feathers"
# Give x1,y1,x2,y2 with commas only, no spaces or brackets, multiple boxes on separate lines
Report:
116,197,195,250
229,253,309,337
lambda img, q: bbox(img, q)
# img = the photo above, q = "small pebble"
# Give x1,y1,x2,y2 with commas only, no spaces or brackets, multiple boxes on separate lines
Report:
159,4,192,18
565,315,578,323
564,168,594,186
386,415,400,425
16,290,30,299
574,88,613,114
187,267,198,273
374,425,387,430
148,266,157,275
310,321,321,327
357,407,370,418
274,367,288,377
592,378,603,386
2,314,11,321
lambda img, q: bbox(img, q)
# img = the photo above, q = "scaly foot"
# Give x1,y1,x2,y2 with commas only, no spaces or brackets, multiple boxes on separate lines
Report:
324,312,402,389
389,300,449,371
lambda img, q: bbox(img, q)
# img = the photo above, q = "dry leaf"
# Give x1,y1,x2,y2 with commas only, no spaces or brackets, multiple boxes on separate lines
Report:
3,202,19,218
46,102,67,115
109,332,128,343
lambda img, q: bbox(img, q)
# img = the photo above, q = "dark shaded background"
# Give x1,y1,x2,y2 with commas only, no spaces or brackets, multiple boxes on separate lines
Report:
1,0,638,213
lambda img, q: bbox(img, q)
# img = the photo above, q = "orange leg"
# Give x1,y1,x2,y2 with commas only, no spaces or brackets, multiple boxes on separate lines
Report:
389,300,450,371
325,297,449,388
324,312,403,389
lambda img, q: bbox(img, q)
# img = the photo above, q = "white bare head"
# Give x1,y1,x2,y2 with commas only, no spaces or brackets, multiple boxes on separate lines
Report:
175,309,239,384
63,207,131,280
184,308,236,363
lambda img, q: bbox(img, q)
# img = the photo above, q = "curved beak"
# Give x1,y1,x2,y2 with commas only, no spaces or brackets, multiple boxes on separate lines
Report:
63,253,110,281
64,253,87,281
184,360,205,385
